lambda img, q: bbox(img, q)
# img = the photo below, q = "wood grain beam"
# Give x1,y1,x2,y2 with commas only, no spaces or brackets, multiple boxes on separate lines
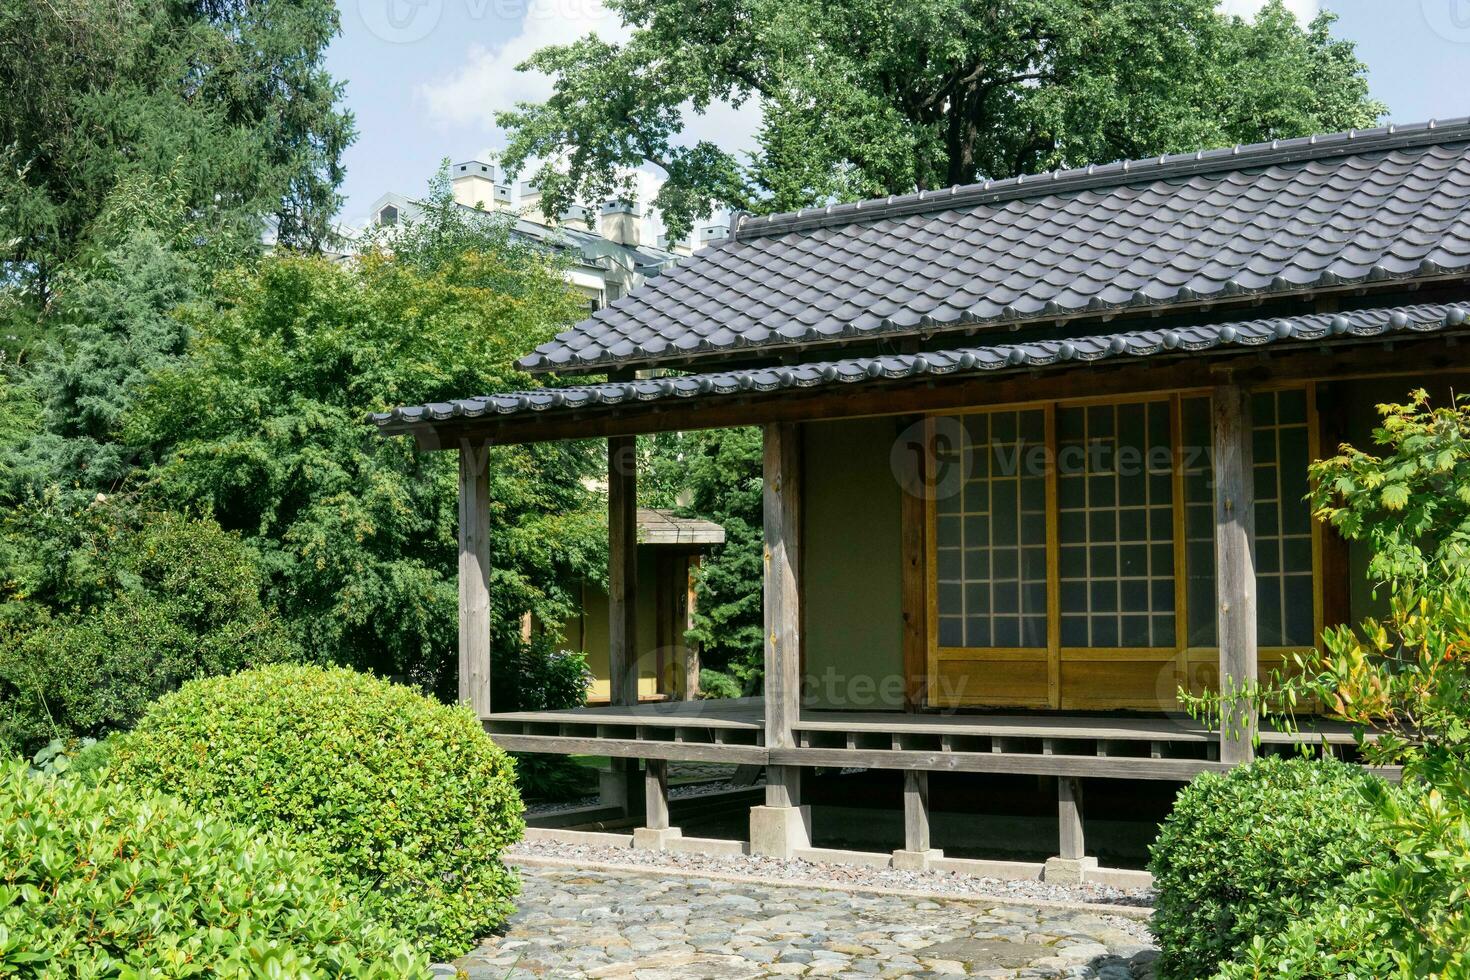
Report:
457,441,492,717
1213,385,1258,765
608,435,640,706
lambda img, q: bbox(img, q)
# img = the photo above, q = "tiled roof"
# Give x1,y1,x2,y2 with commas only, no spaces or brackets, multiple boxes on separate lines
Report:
374,303,1469,433
518,120,1470,375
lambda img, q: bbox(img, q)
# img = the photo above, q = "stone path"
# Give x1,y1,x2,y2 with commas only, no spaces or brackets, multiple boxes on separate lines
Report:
453,866,1157,978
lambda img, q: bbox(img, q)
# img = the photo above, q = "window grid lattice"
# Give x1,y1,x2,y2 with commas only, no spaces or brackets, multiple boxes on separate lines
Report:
1056,401,1176,649
1182,390,1315,647
934,410,1048,648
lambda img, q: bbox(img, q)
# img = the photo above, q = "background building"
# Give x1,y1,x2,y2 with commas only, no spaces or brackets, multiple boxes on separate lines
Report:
366,159,732,312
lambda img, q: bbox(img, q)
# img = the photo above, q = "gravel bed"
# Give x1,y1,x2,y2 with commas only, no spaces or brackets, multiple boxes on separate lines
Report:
507,837,1156,926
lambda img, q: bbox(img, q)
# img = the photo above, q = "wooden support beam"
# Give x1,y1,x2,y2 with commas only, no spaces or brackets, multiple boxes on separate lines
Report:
1058,776,1084,861
763,421,804,807
903,770,931,853
683,555,702,700
897,416,928,711
608,434,639,706
457,441,492,717
645,759,670,830
1213,384,1258,765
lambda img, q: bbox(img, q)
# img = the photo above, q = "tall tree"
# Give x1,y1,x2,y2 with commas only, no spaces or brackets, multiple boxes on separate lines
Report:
498,0,1383,238
0,0,353,303
123,171,605,693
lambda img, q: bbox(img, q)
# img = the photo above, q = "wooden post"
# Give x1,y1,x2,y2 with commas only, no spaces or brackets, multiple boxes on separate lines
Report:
763,421,803,808
903,770,931,853
654,553,674,697
898,417,928,711
1213,384,1257,765
683,555,702,699
458,440,492,718
645,759,670,831
608,434,639,706
1058,776,1084,861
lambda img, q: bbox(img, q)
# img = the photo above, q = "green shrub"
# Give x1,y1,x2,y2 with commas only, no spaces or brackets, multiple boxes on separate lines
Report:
0,508,297,755
109,663,525,961
698,668,745,699
1210,882,1397,980
1150,756,1394,979
493,634,590,712
0,762,429,976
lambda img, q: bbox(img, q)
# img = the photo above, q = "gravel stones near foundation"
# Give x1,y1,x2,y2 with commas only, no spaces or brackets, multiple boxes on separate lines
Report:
508,837,1155,911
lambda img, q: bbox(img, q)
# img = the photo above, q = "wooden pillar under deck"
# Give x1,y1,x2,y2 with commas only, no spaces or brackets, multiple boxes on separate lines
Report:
903,770,931,853
1058,776,1084,861
645,759,670,831
762,421,803,804
605,435,641,813
457,440,492,718
751,422,811,858
1213,384,1258,765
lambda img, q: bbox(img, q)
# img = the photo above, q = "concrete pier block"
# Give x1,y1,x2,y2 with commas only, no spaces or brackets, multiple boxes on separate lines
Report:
1043,856,1099,884
891,848,944,872
632,827,683,851
748,805,811,859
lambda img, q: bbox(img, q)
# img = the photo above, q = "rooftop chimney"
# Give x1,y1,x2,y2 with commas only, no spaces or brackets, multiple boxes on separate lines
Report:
601,199,642,247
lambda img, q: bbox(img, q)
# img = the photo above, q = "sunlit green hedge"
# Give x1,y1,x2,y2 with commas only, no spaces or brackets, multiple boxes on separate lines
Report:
1150,756,1394,979
110,664,524,961
0,762,428,976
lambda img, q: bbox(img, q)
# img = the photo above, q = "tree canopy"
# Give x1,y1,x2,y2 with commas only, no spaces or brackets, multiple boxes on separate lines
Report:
123,172,604,693
498,0,1383,238
0,0,352,304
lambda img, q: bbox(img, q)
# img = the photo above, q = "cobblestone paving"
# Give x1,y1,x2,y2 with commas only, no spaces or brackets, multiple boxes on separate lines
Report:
453,867,1157,979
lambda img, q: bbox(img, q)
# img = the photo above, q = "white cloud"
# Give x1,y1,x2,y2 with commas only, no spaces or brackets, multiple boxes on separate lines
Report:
1218,0,1320,22
419,0,629,129
421,0,764,177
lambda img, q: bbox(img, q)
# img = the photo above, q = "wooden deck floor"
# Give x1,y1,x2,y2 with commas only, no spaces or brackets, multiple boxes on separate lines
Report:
485,699,1378,781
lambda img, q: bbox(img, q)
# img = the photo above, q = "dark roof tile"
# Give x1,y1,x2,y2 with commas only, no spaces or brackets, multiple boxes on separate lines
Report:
516,123,1470,374
377,303,1469,434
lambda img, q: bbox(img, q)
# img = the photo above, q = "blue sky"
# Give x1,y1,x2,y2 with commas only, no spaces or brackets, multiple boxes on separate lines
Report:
328,0,1470,225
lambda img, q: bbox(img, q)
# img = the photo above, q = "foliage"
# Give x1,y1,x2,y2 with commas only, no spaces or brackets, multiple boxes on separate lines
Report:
1212,774,1470,978
0,0,352,301
1149,757,1393,979
0,505,297,756
28,736,114,786
124,170,604,692
643,427,765,683
495,634,595,802
1311,389,1470,599
3,228,201,500
698,668,746,700
109,663,525,962
1189,390,1470,977
1211,882,1398,980
497,0,1382,238
494,634,592,712
0,762,429,977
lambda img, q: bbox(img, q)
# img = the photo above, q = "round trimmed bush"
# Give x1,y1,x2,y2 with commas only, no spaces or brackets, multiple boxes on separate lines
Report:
1149,756,1395,979
109,664,525,961
0,762,428,976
